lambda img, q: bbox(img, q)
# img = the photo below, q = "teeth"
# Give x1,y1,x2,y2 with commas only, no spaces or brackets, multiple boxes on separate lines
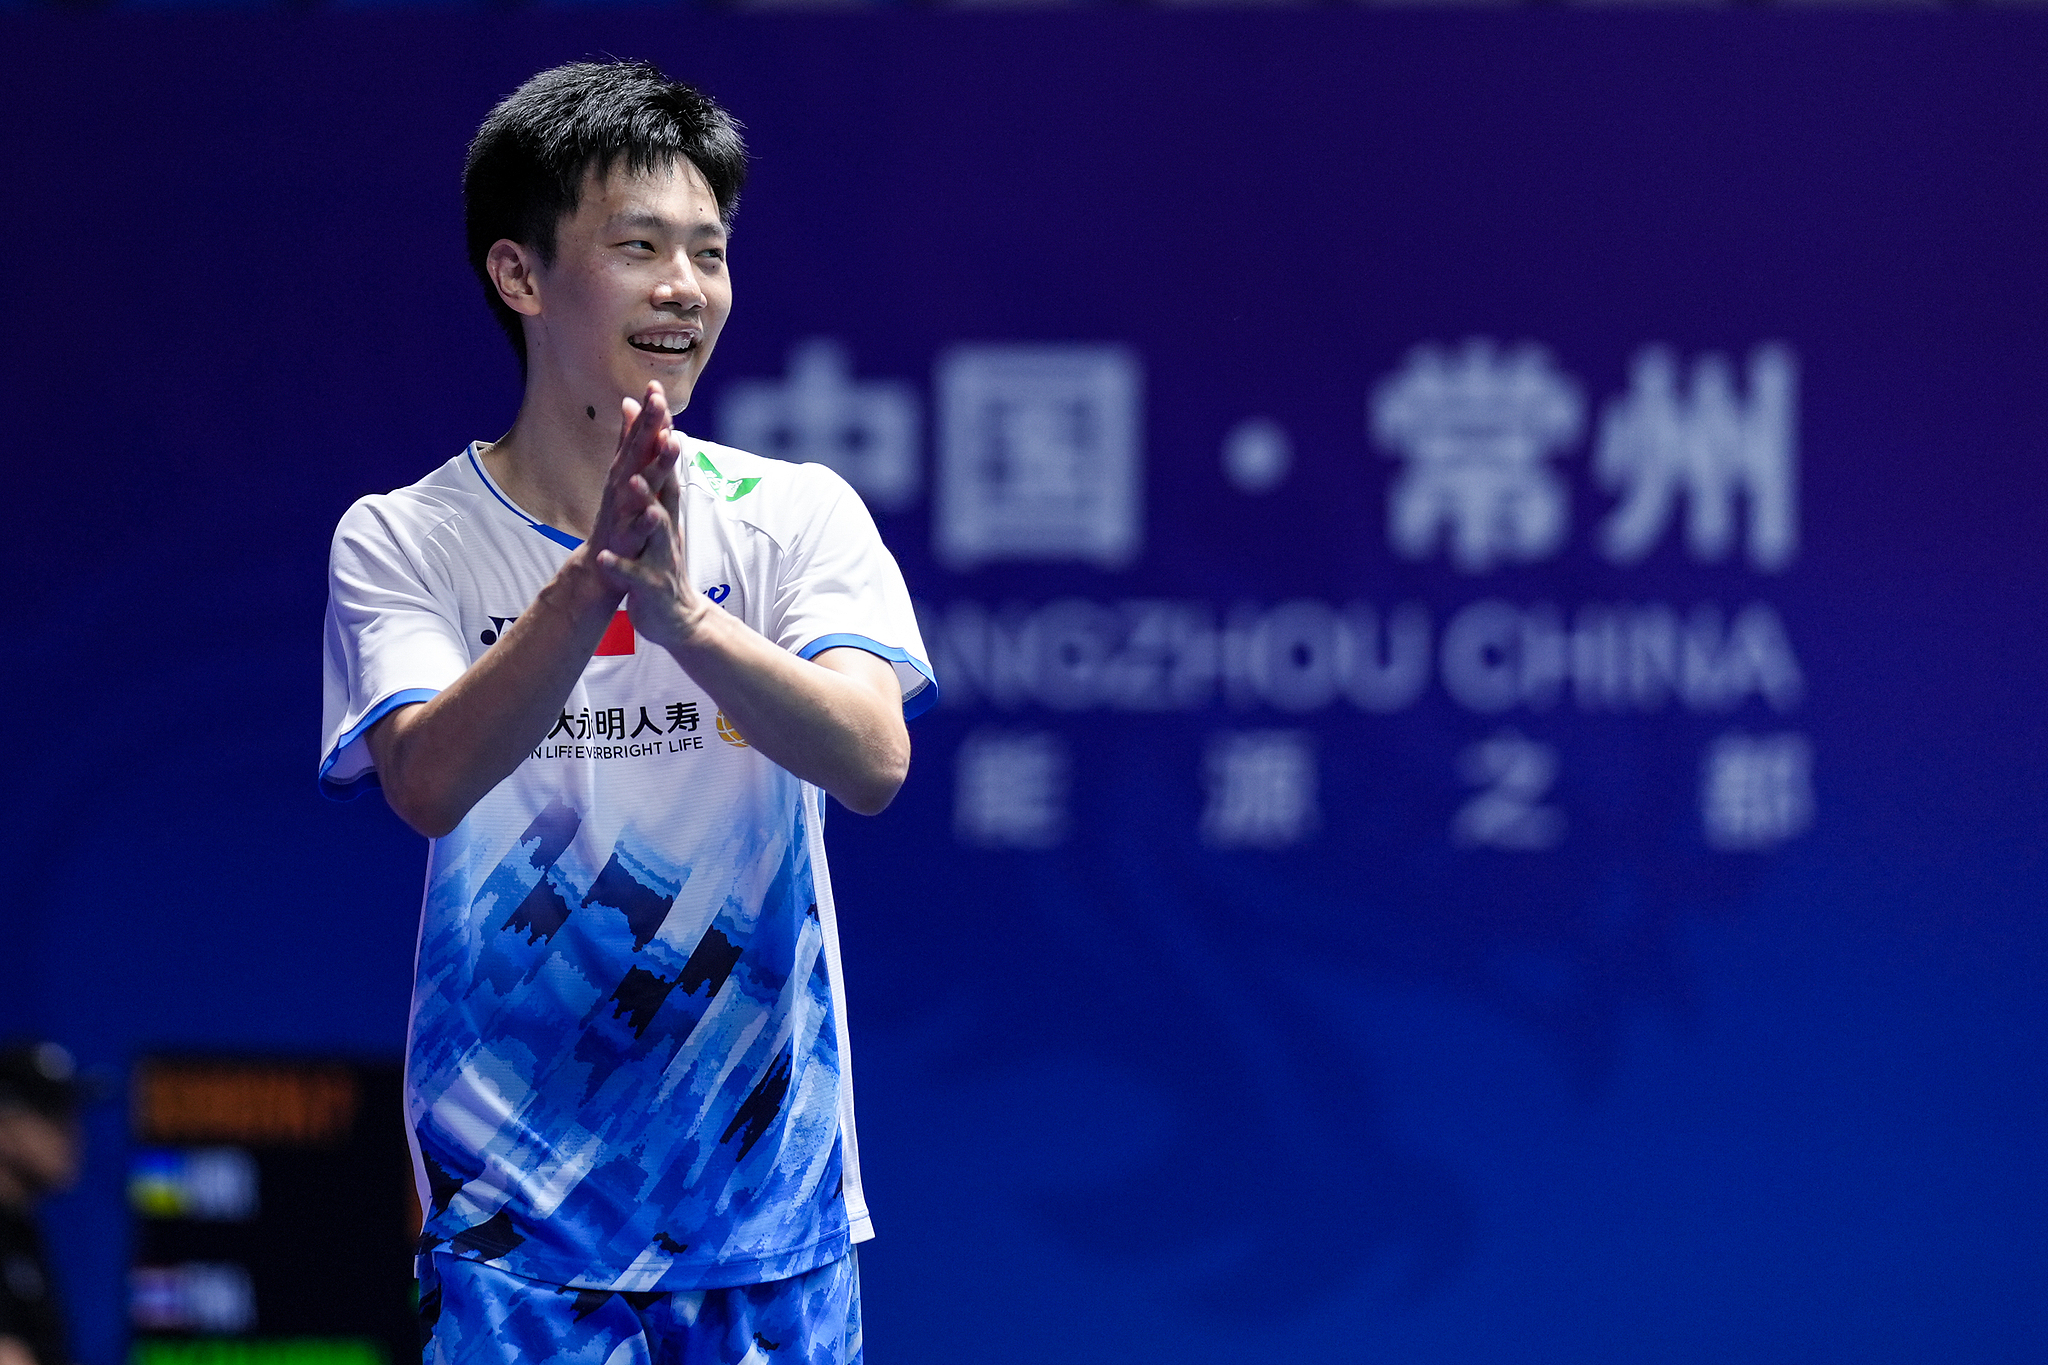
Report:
637,335,692,352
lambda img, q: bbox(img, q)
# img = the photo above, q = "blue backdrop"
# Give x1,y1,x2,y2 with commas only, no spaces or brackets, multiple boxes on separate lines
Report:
4,10,2047,1363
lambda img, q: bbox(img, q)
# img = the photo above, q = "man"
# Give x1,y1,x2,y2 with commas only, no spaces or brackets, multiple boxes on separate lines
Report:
321,61,934,1362
0,1042,90,1365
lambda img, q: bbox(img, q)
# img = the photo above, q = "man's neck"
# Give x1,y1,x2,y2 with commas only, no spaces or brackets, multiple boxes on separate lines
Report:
481,371,633,541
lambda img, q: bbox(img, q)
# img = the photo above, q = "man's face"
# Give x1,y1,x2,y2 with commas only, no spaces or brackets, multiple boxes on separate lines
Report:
527,158,731,412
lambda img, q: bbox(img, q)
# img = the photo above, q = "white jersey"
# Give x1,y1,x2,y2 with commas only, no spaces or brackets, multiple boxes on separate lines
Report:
320,439,933,1290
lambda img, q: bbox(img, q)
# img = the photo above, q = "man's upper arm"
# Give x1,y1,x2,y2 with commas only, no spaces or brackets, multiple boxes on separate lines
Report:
771,468,937,717
809,645,912,712
319,500,471,799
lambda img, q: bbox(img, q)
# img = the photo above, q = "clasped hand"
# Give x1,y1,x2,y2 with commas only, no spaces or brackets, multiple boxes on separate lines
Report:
591,382,704,650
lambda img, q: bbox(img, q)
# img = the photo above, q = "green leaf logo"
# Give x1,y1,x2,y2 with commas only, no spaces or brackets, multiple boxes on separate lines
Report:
695,450,762,502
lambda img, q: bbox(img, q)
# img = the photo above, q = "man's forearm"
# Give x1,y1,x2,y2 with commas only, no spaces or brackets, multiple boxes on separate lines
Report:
367,551,621,838
667,610,909,816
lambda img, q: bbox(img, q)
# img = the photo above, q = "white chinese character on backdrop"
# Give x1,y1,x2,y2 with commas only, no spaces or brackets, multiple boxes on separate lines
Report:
954,730,1069,848
1452,730,1566,850
1596,344,1798,571
1200,731,1319,849
719,339,920,510
1371,340,1584,573
935,345,1142,569
1700,731,1813,850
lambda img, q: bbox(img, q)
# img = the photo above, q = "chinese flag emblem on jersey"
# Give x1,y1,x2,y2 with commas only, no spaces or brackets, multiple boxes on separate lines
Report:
595,610,636,656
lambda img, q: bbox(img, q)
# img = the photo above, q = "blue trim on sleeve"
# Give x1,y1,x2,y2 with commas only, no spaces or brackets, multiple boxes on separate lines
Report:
901,681,939,721
799,634,940,720
318,687,441,802
321,768,385,802
467,446,583,550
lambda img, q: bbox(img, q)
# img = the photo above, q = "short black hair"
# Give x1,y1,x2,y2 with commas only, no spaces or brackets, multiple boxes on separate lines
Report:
463,60,748,365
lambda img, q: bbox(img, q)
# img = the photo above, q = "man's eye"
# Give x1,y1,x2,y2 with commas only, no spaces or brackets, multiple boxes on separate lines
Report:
621,240,656,252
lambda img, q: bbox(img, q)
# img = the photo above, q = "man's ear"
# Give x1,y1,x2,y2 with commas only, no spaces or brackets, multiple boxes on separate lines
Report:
486,239,544,318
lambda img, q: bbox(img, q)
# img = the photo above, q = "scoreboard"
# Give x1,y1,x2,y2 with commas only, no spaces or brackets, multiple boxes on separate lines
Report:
127,1057,417,1365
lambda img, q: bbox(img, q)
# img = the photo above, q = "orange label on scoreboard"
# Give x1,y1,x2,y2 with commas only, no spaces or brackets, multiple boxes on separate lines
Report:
134,1061,359,1146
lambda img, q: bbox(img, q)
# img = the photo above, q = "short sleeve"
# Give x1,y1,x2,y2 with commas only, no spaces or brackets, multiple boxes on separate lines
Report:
319,498,472,798
770,468,938,719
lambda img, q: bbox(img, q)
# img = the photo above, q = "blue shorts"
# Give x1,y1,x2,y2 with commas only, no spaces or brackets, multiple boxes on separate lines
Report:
419,1251,862,1365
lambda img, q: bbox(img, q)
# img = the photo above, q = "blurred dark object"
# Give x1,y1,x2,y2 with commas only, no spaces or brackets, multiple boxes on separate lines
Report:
0,1044,106,1122
0,1041,97,1365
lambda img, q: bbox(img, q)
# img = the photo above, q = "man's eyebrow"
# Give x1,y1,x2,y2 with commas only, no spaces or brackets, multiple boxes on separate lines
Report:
610,211,726,239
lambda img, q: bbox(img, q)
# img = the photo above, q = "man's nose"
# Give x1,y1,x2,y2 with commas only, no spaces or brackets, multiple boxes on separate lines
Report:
654,256,706,309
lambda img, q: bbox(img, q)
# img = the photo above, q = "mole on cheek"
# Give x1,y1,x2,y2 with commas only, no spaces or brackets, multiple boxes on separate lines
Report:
586,406,596,420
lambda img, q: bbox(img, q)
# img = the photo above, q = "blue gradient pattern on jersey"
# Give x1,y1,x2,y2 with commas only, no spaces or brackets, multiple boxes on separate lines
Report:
420,1249,862,1365
408,786,852,1289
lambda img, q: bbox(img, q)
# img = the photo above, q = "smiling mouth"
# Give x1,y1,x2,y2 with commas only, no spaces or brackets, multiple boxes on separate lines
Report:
630,334,698,357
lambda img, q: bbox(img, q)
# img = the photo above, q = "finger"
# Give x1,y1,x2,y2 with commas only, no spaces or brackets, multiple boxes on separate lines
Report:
630,387,676,475
630,488,676,539
615,394,664,474
593,549,648,593
641,439,675,495
648,433,683,509
595,547,673,599
604,398,654,508
620,494,680,567
621,468,683,528
604,419,672,529
611,482,663,556
604,472,653,527
592,466,649,549
615,396,645,455
596,543,662,579
632,382,669,443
